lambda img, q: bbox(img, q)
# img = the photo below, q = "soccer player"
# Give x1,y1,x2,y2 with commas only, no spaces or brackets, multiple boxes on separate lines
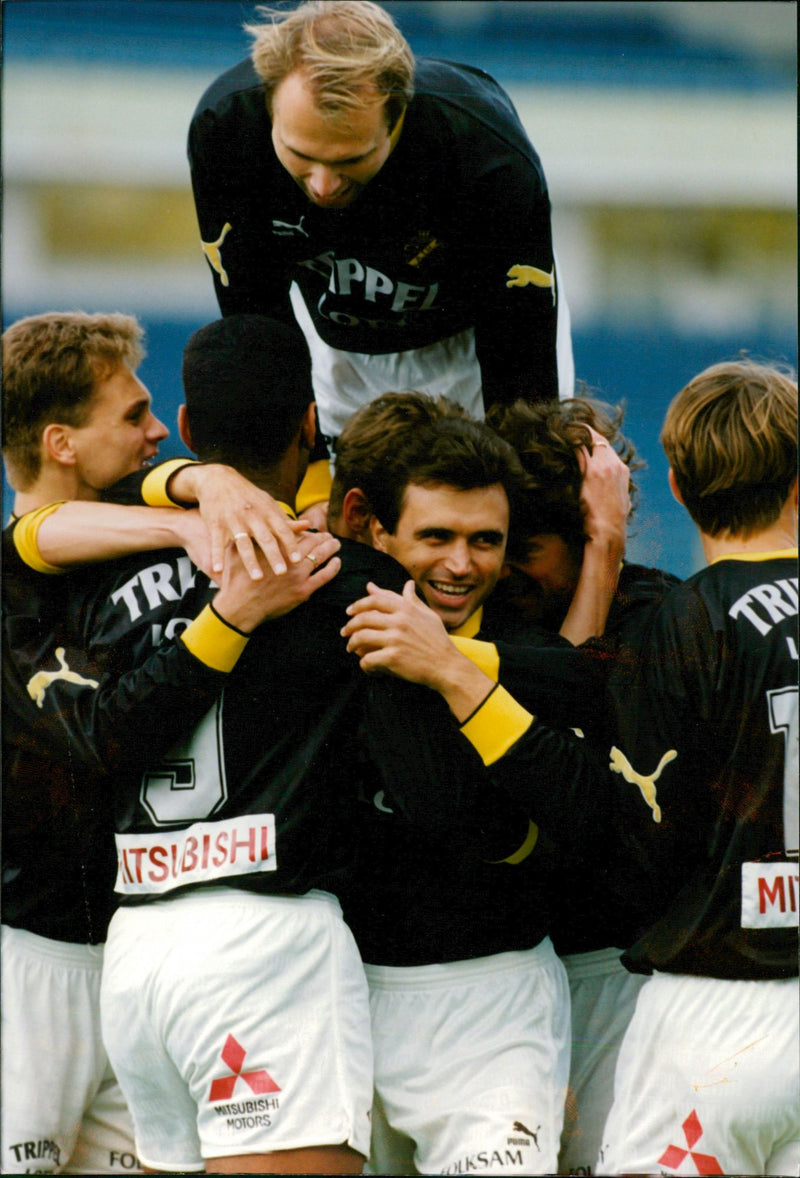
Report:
188,0,574,522
595,360,799,1175
485,396,681,1174
1,312,333,1175
334,402,625,1175
90,316,547,1175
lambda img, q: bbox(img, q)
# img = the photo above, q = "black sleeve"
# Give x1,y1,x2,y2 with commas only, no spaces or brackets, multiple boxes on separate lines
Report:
3,610,229,776
361,675,534,863
187,79,294,320
467,159,559,405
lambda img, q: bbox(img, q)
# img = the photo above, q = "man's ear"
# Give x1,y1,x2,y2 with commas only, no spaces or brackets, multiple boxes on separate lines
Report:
41,423,77,467
497,561,512,581
177,404,194,452
343,487,373,540
667,468,684,506
368,511,391,553
299,403,316,452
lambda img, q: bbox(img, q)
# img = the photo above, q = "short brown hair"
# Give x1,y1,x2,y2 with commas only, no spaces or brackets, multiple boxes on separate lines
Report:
661,359,798,538
488,397,641,559
329,390,469,521
247,0,414,129
2,311,144,489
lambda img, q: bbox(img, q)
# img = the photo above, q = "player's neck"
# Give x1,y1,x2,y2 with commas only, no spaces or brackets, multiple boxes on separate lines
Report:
13,467,98,517
700,510,798,564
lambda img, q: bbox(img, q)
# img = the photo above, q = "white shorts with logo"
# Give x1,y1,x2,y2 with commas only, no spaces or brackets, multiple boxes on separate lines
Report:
596,971,800,1177
558,947,646,1176
364,939,570,1176
99,887,372,1172
1,925,140,1175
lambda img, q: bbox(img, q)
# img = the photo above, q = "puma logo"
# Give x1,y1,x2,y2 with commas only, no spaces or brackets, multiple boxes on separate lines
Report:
513,1121,541,1150
609,746,677,822
506,263,556,303
271,215,309,238
373,790,394,815
201,222,232,287
27,648,100,708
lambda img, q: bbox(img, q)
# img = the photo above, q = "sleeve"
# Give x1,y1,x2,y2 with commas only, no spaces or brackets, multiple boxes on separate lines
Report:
100,460,198,507
451,634,611,738
361,675,537,865
187,91,295,320
3,590,249,777
466,155,560,406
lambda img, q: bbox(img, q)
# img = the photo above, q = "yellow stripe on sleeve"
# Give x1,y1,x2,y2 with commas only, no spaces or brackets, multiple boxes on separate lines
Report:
450,636,500,682
296,459,333,514
460,685,533,766
180,604,249,673
13,503,69,573
141,459,200,507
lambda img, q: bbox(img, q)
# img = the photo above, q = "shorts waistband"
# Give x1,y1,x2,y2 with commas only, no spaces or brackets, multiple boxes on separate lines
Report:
1,924,105,966
127,885,341,914
560,945,625,981
364,938,555,991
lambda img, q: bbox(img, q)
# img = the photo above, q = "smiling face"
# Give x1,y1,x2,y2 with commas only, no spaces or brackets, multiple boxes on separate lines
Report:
371,482,509,631
67,364,168,495
270,69,396,209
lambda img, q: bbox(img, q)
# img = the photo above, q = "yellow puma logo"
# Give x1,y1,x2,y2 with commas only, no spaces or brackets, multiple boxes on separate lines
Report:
201,222,233,287
506,263,555,293
608,746,677,823
27,648,100,709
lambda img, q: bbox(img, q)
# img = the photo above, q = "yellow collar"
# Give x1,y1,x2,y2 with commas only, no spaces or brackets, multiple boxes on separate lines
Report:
450,606,483,639
711,547,798,564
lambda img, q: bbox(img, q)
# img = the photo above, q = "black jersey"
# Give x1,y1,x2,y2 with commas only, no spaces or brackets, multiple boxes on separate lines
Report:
612,553,798,980
188,57,559,409
472,562,685,955
2,519,240,943
340,611,611,966
109,539,535,905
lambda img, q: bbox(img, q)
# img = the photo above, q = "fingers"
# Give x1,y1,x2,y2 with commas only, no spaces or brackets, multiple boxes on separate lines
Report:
297,530,341,569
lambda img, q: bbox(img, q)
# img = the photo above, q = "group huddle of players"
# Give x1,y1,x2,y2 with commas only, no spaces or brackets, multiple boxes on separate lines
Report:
2,2,798,1176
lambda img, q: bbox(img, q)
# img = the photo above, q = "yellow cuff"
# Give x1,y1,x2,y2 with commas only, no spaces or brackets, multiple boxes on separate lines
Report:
13,503,69,573
141,459,200,507
460,685,533,766
296,459,332,514
487,819,539,865
450,637,499,682
180,604,249,673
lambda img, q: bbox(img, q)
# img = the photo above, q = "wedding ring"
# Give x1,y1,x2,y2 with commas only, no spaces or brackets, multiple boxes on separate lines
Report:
233,532,248,541
306,552,318,564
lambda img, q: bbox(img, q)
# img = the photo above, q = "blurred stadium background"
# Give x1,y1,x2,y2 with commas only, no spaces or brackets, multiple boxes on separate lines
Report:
2,0,796,577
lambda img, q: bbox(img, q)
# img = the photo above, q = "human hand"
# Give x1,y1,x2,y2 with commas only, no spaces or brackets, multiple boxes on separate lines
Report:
169,463,310,579
213,529,341,633
342,580,459,686
577,427,631,551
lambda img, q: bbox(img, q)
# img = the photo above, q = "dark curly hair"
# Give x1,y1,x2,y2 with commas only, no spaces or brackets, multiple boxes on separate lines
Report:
486,396,643,560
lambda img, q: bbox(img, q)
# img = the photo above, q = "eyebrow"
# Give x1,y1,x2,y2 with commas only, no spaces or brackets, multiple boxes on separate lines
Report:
281,138,376,167
415,527,505,544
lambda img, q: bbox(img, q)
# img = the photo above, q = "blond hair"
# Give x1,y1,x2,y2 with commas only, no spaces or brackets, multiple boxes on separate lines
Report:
246,0,414,128
661,359,797,538
2,311,144,489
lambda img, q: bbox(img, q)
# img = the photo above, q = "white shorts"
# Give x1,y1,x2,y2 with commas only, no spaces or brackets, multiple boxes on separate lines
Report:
597,972,800,1177
364,939,570,1176
558,947,646,1176
99,887,372,1172
291,267,574,447
1,925,140,1175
